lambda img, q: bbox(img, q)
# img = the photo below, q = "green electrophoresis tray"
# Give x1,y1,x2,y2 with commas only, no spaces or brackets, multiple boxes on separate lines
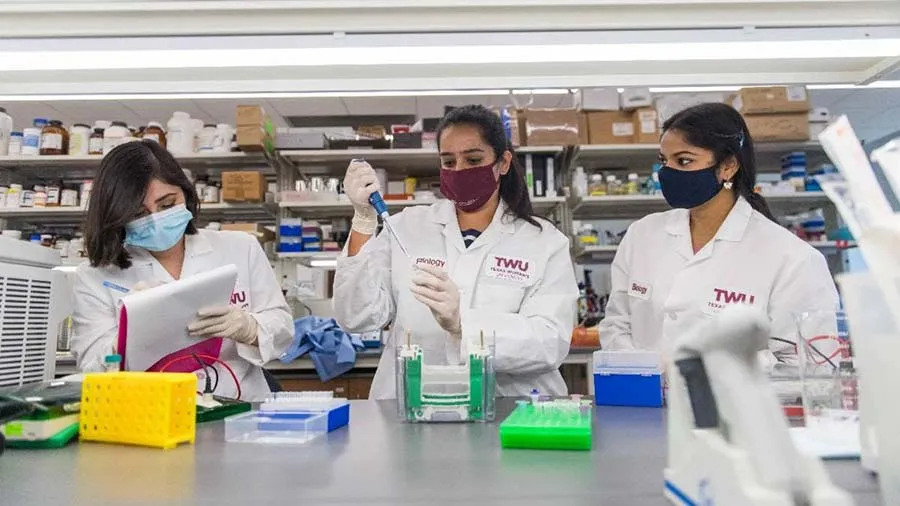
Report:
499,401,593,451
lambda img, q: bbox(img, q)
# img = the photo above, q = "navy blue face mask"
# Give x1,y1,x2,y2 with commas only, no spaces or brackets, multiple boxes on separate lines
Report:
658,164,723,209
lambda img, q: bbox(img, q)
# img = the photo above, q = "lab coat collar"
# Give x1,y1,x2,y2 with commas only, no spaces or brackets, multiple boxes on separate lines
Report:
663,196,752,243
432,198,516,234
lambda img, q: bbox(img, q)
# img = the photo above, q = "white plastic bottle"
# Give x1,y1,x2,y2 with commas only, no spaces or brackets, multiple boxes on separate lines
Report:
191,118,204,153
103,121,130,153
573,166,588,197
166,112,194,156
198,124,217,151
213,123,235,153
0,107,12,156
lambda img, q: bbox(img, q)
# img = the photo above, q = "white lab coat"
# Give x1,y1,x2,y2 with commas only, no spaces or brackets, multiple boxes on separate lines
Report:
70,229,294,401
333,199,579,400
599,197,840,364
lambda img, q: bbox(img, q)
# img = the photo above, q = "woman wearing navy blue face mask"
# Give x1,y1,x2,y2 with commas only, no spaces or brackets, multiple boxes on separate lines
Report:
600,103,839,368
70,140,292,400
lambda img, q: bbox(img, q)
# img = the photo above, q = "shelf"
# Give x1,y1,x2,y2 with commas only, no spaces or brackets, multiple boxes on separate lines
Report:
570,192,833,220
0,202,275,224
280,146,564,177
574,240,856,264
572,141,827,173
280,196,565,218
0,152,274,174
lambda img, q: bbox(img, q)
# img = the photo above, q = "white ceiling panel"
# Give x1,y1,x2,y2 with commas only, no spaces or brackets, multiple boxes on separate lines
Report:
119,100,209,126
809,89,856,109
0,103,76,128
266,98,347,119
42,101,142,127
341,96,416,116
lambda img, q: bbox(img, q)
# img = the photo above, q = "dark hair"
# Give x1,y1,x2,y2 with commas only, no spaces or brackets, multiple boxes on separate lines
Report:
84,140,199,269
662,103,776,222
436,105,542,230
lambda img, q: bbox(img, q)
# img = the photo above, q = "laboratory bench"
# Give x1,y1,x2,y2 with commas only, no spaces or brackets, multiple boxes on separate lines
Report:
0,400,881,506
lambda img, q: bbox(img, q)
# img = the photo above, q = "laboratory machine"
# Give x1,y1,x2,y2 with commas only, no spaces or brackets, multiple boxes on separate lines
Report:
665,305,853,506
395,331,496,422
0,237,69,388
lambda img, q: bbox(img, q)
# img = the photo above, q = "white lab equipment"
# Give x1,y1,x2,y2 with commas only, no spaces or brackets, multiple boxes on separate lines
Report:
395,331,495,422
333,198,578,400
665,304,853,506
0,237,71,387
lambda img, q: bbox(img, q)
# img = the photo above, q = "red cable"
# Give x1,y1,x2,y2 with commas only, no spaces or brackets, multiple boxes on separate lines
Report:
158,354,242,400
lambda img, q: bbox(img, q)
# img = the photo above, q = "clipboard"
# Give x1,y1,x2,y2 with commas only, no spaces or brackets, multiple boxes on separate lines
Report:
116,264,239,372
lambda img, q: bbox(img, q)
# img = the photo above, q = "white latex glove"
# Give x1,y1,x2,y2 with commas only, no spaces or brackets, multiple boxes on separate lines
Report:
410,264,462,339
343,159,379,235
187,306,259,345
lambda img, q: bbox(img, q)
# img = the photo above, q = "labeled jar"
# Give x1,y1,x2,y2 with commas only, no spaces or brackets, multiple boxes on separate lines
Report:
46,182,61,207
40,234,53,248
0,107,11,156
22,128,41,155
195,178,208,200
21,189,35,207
61,186,79,207
33,118,49,129
8,132,23,156
103,121,130,153
33,185,48,207
6,184,23,207
198,124,217,151
89,128,104,155
213,124,234,153
69,123,91,156
142,121,167,148
166,112,194,155
40,120,69,155
204,183,219,204
81,180,93,208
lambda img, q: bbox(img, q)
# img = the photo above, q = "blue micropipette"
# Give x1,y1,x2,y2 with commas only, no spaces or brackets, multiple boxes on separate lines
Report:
362,171,412,260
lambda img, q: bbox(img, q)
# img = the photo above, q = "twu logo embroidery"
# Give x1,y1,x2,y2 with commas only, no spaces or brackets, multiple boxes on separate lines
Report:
495,256,529,272
713,288,755,304
230,291,247,305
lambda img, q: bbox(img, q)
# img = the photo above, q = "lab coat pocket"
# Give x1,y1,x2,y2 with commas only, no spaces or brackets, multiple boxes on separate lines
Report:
473,284,525,314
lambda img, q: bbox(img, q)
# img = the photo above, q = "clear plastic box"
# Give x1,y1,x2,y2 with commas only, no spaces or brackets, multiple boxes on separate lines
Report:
224,410,329,445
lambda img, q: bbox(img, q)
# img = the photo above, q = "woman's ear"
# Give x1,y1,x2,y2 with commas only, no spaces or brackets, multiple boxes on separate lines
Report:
720,155,740,183
498,150,513,176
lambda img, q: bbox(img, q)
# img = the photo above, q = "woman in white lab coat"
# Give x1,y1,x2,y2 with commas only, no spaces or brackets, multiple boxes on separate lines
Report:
70,140,293,401
333,105,579,399
600,103,839,364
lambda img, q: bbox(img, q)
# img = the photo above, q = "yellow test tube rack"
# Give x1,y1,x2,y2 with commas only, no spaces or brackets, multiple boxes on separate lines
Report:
79,372,197,450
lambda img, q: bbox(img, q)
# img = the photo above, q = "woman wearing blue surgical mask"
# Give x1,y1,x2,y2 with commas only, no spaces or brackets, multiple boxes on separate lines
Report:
600,103,839,368
70,140,293,401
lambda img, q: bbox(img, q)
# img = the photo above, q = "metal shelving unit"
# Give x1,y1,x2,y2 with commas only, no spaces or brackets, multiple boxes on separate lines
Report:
0,151,275,172
568,192,832,220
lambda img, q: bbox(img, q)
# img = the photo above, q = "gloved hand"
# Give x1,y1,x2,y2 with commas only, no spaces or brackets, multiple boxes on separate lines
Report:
188,306,259,345
409,264,462,340
343,159,379,235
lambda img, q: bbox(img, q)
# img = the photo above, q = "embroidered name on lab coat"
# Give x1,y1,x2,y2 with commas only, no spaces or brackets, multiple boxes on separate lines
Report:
486,255,532,283
704,287,756,314
628,281,651,300
414,256,446,269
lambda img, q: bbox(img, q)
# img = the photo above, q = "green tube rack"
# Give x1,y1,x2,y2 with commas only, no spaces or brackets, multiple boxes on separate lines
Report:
499,399,593,451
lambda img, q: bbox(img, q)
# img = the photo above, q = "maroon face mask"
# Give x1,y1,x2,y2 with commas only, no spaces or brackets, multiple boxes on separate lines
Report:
440,163,499,212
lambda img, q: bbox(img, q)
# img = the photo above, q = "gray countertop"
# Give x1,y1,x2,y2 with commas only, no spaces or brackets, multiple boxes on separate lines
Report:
0,401,882,506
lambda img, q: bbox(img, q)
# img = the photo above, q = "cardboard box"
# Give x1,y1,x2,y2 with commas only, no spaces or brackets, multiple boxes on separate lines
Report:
236,105,268,126
221,171,267,202
744,113,810,142
236,125,274,153
578,112,590,145
220,223,275,243
575,88,620,111
621,88,653,110
587,111,635,145
524,108,580,146
632,108,659,144
730,86,810,115
654,92,728,124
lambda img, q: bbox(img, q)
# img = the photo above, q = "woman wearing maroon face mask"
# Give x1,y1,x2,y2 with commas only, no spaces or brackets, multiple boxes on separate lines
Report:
333,105,579,400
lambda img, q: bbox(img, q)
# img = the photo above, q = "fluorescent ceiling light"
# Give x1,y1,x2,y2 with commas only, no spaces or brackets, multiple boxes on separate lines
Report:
2,39,899,71
0,89,571,102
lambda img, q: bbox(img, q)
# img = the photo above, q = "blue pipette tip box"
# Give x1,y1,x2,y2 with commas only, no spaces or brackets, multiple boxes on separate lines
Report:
224,392,350,444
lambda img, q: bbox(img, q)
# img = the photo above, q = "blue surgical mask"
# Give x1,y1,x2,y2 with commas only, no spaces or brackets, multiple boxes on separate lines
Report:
125,204,193,252
658,164,723,209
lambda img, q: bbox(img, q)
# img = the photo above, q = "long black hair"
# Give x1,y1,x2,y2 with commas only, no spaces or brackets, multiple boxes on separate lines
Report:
436,105,542,230
84,140,200,269
662,103,776,222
